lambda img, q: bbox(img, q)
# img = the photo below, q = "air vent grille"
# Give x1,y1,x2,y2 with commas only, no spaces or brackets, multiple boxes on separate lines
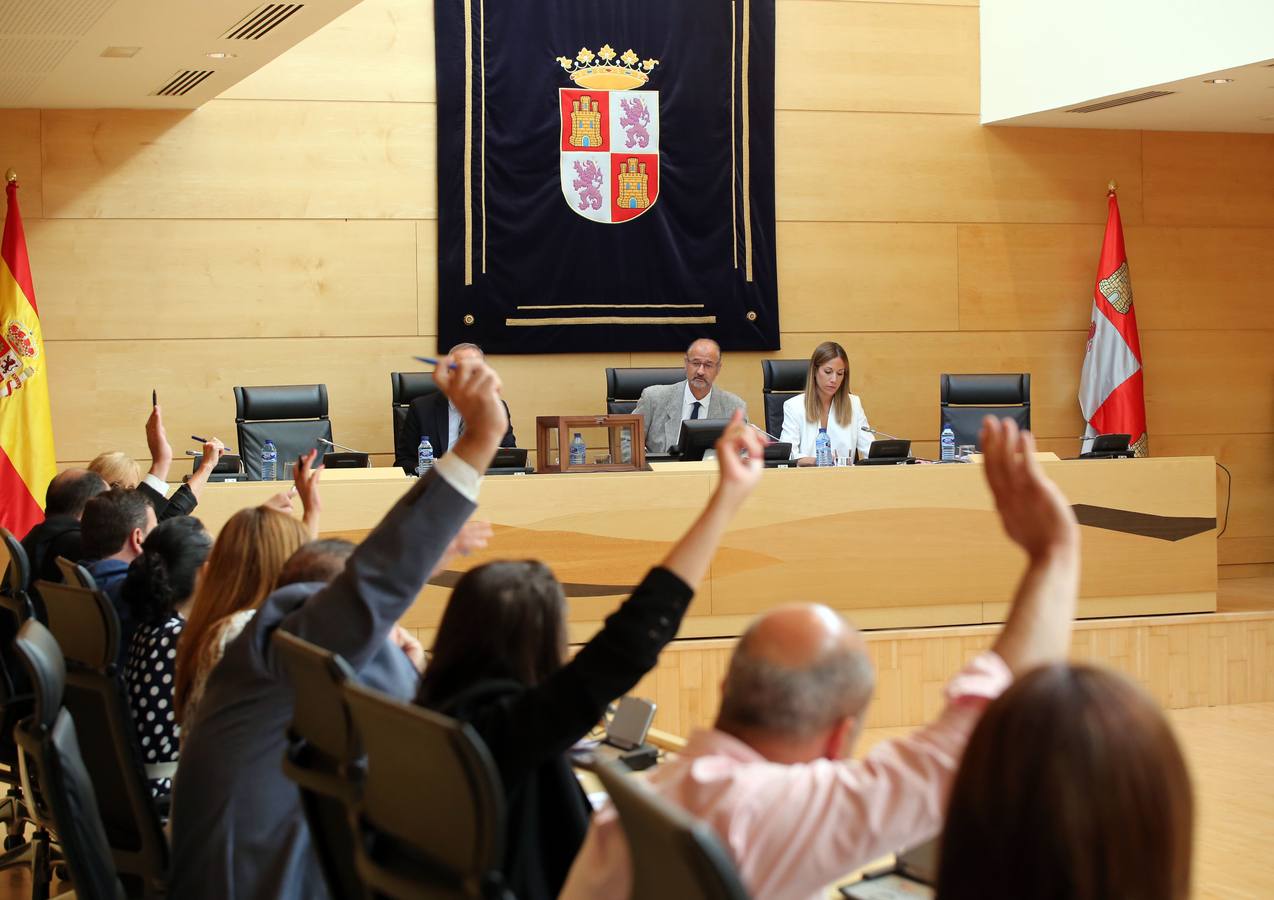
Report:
221,3,304,40
154,70,215,97
1067,91,1175,114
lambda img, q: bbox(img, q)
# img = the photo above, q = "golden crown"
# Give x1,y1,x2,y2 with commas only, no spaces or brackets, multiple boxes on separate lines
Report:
555,44,659,90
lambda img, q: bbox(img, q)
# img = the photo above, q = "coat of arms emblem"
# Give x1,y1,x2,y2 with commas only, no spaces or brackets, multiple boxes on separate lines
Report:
556,45,660,224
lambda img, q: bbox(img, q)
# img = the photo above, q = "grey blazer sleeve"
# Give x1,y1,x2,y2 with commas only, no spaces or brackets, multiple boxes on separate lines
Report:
276,469,475,671
633,387,657,450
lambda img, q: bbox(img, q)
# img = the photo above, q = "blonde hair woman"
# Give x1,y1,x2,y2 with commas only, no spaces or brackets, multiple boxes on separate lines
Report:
778,341,875,465
89,451,142,489
174,452,321,732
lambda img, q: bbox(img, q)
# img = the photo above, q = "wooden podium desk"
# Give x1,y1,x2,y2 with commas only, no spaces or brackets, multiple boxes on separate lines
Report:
191,456,1218,642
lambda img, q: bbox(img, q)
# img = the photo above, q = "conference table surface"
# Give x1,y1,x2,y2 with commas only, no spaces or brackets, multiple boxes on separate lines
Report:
190,453,1218,642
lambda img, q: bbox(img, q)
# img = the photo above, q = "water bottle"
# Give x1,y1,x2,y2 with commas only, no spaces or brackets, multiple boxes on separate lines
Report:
815,428,833,467
569,432,587,466
941,425,956,461
260,440,278,481
619,426,633,464
417,437,434,475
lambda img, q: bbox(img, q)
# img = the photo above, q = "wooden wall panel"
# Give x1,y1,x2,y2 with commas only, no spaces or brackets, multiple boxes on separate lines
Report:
0,110,42,218
42,336,627,462
221,0,435,103
775,112,1143,224
416,220,438,338
1144,131,1274,227
778,223,959,333
629,609,1274,736
41,102,436,220
1141,330,1274,436
776,2,978,114
27,219,418,340
959,224,1274,332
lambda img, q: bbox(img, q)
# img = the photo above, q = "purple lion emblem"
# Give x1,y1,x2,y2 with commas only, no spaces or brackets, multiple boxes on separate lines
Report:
572,159,604,211
618,97,651,149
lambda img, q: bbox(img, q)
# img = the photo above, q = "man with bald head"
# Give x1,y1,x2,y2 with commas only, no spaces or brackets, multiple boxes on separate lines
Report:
633,338,747,453
20,468,109,582
561,416,1081,900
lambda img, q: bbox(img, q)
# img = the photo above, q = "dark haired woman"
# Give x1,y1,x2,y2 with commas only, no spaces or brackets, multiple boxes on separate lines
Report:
779,341,875,465
938,663,1194,900
416,412,764,900
120,515,214,796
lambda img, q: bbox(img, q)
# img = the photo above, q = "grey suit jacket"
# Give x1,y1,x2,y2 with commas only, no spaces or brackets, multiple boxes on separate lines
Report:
633,380,747,452
168,469,475,900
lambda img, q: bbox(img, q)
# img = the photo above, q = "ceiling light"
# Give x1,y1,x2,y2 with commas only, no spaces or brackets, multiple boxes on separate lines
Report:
1203,78,1235,84
205,51,238,59
100,46,141,58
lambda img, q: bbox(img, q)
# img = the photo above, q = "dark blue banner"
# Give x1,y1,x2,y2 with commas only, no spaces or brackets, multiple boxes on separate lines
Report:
435,0,778,354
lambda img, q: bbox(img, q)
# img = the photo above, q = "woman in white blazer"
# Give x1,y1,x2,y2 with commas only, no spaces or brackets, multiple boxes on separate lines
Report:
779,341,874,464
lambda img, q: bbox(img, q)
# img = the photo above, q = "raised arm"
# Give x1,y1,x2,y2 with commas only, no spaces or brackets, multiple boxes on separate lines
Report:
983,416,1080,674
145,403,173,483
472,413,764,778
276,355,508,670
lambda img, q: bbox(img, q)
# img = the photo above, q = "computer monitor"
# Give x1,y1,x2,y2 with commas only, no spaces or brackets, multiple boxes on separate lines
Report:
673,418,731,461
323,451,370,469
857,439,913,466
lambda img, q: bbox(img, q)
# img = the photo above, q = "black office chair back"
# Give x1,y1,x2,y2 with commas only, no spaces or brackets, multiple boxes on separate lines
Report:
391,371,441,454
587,757,751,900
55,555,96,589
234,384,334,480
35,580,169,898
343,682,510,899
605,367,684,415
273,631,367,900
760,359,808,438
939,373,1031,448
13,619,127,900
0,527,35,625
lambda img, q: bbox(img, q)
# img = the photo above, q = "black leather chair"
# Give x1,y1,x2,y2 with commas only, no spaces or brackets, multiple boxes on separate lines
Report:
34,580,169,899
342,682,512,900
272,631,368,900
605,367,684,415
585,756,750,899
0,530,39,876
760,360,808,438
390,371,441,455
0,527,34,628
13,619,126,900
939,374,1031,449
234,384,334,481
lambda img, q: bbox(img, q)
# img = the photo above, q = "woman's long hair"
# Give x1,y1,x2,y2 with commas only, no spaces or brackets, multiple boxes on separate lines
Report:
121,517,214,627
174,506,309,721
937,663,1194,900
802,341,853,427
417,560,568,708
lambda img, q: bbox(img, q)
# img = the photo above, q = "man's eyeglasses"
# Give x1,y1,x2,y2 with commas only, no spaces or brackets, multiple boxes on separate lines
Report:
686,358,719,371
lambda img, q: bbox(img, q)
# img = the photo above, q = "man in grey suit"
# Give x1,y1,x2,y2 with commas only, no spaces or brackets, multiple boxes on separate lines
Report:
168,355,507,900
634,338,748,453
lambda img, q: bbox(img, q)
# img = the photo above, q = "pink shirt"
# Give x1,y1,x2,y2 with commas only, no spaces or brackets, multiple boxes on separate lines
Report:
559,651,1011,900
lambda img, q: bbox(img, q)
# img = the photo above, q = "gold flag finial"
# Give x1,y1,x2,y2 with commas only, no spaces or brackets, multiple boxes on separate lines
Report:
1107,179,1117,194
4,168,16,184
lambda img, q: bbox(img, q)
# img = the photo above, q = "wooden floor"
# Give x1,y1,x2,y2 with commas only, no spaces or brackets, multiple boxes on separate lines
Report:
0,701,1270,899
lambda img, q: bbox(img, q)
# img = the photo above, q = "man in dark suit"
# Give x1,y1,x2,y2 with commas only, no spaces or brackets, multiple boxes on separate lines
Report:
395,342,516,473
20,468,108,583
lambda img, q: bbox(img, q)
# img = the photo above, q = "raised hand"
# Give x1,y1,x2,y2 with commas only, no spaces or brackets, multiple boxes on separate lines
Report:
429,520,494,579
146,403,173,480
293,449,324,537
197,437,226,472
390,625,427,673
715,410,765,498
980,416,1078,563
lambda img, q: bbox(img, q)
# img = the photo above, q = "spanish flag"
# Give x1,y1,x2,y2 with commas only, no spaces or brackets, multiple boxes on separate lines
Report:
0,176,56,538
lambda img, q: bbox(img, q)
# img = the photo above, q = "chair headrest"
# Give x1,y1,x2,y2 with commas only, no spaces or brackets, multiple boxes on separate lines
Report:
606,368,685,401
1,527,30,594
235,384,329,421
761,359,808,393
14,619,65,730
941,373,1030,405
391,372,441,406
35,580,118,670
273,631,359,760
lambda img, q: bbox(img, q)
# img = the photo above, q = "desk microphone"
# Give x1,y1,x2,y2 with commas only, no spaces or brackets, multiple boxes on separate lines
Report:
748,422,783,443
860,425,903,441
318,438,367,454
